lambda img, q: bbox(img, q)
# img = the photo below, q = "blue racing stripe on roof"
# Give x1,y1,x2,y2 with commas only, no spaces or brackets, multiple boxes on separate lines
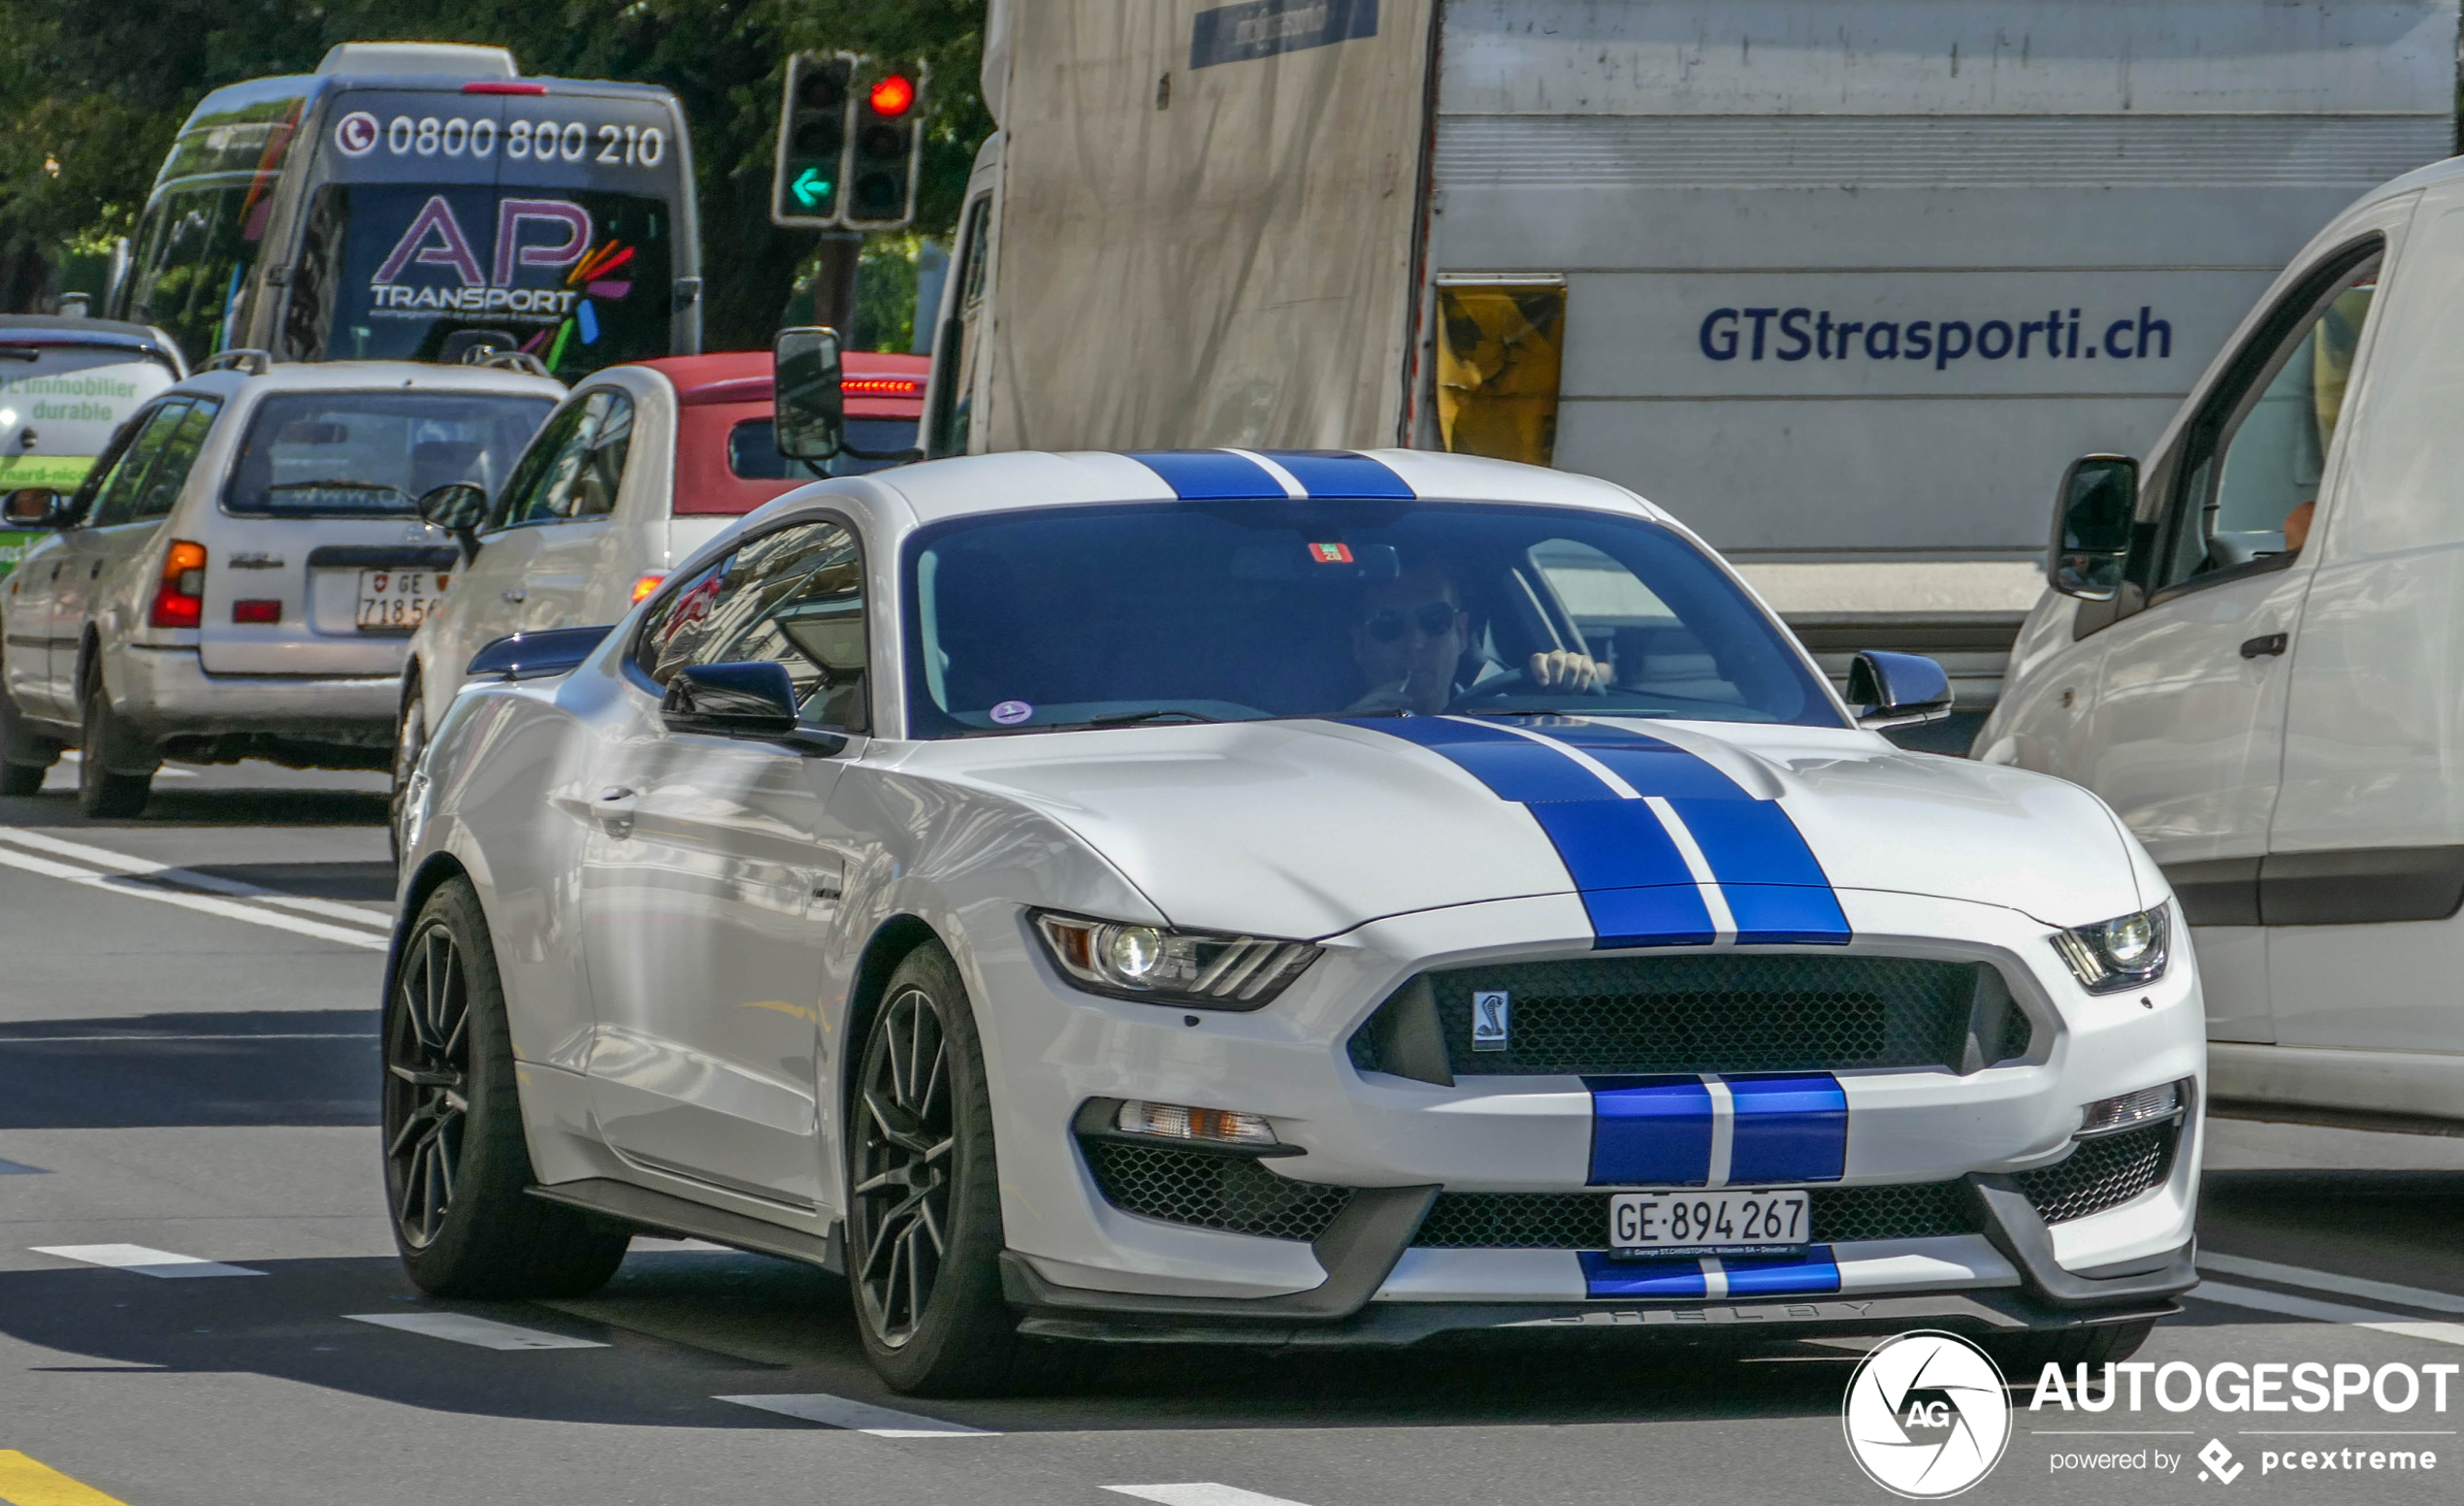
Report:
1124,450,1284,500
1262,450,1415,500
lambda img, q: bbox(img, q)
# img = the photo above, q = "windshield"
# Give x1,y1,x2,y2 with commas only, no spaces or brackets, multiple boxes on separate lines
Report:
903,502,1840,737
282,184,676,378
225,390,552,517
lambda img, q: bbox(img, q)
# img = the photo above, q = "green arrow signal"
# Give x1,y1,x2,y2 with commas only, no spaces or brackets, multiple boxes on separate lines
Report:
793,166,832,208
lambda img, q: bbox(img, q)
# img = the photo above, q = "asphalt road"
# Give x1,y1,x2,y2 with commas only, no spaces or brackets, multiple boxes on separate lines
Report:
3,762,2462,1506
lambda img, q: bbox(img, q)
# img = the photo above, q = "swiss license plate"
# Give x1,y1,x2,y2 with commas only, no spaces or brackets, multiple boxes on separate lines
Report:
1608,1189,1810,1259
356,569,448,631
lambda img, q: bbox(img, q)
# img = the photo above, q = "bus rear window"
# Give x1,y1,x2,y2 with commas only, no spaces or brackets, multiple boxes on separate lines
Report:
225,391,552,517
728,417,920,479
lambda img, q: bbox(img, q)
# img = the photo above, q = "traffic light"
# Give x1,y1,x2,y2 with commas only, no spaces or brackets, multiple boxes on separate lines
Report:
772,52,855,228
842,60,924,231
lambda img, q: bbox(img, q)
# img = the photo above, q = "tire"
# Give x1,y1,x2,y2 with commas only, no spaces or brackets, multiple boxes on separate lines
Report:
1982,1317,2156,1379
384,878,631,1297
389,675,426,865
848,940,1028,1395
77,678,153,819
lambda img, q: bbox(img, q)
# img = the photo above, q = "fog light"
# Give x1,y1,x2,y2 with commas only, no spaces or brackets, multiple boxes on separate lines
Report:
2079,1080,2186,1138
1115,1099,1279,1147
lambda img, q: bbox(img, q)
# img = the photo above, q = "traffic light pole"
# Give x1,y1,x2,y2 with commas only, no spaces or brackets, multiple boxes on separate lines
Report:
806,231,863,341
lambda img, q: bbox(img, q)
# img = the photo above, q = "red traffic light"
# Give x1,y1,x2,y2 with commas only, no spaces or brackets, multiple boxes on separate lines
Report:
868,74,916,117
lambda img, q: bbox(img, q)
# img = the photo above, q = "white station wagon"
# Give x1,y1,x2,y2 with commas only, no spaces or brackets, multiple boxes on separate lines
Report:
391,353,2202,1394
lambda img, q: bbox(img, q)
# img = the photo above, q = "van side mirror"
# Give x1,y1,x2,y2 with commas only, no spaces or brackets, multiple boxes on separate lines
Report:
772,326,845,462
1847,650,1953,730
1,488,70,529
2051,454,2137,602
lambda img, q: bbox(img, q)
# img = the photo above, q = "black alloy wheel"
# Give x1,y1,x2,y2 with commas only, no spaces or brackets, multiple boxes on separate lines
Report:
851,983,955,1347
385,918,470,1249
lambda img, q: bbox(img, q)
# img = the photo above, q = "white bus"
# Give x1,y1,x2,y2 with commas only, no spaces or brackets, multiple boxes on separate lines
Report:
107,41,700,378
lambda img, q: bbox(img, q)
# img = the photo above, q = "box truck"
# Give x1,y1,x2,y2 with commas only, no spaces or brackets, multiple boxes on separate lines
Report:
923,0,2457,704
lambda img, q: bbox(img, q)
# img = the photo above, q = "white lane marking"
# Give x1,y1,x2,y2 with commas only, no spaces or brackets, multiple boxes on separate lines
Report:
1456,716,1641,798
1107,1488,1318,1506
33,1243,264,1278
2202,1252,2464,1317
0,1032,374,1043
2193,1280,2464,1350
718,1392,995,1435
345,1312,606,1350
56,750,196,776
1643,795,1736,940
1702,1073,1735,1188
1219,448,1310,499
0,829,392,929
0,844,387,950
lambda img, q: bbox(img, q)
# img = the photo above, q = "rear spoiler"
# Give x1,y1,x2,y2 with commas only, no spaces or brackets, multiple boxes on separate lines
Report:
467,625,612,681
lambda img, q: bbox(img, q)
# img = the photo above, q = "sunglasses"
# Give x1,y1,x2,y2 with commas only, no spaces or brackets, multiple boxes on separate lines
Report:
1362,601,1459,642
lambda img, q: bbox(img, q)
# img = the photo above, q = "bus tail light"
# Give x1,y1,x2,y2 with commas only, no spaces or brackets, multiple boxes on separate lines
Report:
150,541,208,629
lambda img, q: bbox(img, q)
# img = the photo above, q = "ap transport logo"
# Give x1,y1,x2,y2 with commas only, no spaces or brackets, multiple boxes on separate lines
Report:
1844,1331,2013,1498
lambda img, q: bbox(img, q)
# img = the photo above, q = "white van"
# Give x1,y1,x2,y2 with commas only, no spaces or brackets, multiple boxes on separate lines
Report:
1979,153,2464,1127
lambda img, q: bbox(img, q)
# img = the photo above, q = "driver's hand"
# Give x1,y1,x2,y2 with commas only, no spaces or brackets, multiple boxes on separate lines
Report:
1528,649,1605,691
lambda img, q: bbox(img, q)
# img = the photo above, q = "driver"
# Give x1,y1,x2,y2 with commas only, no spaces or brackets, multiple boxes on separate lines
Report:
1345,555,1603,716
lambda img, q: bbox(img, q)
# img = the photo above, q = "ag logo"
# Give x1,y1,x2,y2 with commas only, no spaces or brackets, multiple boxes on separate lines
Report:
335,111,380,156
1843,1330,2011,1498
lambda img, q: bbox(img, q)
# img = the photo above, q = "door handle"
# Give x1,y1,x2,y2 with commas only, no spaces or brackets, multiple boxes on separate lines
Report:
2239,633,2288,659
502,587,527,604
595,785,637,838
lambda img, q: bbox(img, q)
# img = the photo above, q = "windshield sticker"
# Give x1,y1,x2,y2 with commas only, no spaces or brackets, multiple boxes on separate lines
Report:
1308,541,1354,564
989,700,1033,725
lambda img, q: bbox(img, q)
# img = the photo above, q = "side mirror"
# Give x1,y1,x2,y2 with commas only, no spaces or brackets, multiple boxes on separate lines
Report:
1,488,70,529
1847,650,1953,730
2051,454,2138,602
661,660,847,755
416,482,489,559
772,326,845,463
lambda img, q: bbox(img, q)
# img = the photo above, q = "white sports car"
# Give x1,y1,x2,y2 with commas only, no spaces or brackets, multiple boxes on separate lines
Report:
389,445,2202,1395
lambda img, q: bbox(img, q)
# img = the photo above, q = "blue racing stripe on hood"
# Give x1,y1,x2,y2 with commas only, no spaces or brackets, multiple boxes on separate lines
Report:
1342,716,1616,802
1125,449,1284,500
1261,450,1415,499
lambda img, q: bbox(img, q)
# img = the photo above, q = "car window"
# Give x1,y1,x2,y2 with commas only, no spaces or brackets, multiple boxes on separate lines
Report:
224,391,551,519
728,416,917,479
502,390,632,526
2149,248,2380,597
633,518,869,733
87,402,193,528
125,399,222,522
902,500,1834,737
489,399,589,529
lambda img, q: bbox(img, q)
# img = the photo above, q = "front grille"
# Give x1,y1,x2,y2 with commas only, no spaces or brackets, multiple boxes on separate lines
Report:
2017,1120,2179,1224
1352,954,2024,1079
1082,1139,1352,1242
1409,1180,1982,1249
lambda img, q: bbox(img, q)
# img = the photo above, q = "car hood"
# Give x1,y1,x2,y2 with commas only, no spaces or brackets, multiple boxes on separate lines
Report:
898,716,2146,941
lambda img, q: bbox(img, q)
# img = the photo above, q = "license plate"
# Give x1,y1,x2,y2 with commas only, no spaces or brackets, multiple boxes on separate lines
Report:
356,569,448,631
1608,1189,1810,1259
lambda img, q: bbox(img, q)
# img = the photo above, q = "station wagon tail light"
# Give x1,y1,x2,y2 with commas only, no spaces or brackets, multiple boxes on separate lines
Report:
632,572,667,604
1031,910,1320,1010
2049,904,2169,994
1115,1099,1279,1148
148,540,208,629
232,599,280,624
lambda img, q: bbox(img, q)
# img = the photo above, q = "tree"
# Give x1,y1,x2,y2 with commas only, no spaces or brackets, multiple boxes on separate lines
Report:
0,0,989,347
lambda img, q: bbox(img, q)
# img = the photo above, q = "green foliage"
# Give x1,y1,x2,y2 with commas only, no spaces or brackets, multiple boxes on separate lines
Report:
0,0,990,346
852,231,923,353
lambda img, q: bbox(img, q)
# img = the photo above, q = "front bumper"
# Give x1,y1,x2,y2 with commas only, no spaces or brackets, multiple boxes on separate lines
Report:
112,645,400,744
966,888,2204,1345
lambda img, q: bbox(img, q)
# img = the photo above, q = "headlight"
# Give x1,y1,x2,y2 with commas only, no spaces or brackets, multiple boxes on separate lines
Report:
1031,910,1320,1010
2048,905,2169,993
